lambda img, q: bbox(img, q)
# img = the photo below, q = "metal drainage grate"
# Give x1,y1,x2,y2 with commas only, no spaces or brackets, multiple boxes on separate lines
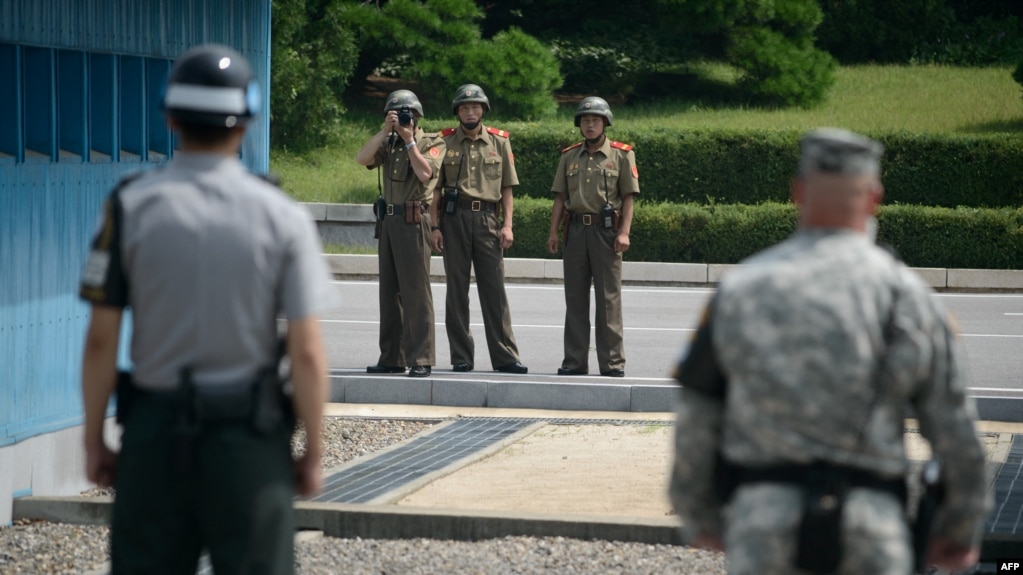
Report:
311,417,534,503
986,433,1023,535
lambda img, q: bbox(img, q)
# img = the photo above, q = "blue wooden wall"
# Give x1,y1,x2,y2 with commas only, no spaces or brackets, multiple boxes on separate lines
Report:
0,0,272,445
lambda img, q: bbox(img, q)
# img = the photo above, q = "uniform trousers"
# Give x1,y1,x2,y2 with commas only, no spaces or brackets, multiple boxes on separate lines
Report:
561,221,625,373
111,394,295,575
441,207,520,368
377,214,436,367
724,484,912,575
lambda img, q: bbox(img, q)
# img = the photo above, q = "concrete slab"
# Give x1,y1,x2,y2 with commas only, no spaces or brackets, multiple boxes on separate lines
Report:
543,259,564,280
432,378,488,408
303,202,328,221
624,262,706,284
909,267,947,288
344,376,432,405
487,381,631,411
631,385,681,412
326,254,377,276
326,204,373,222
504,258,547,281
707,264,737,283
948,269,1023,290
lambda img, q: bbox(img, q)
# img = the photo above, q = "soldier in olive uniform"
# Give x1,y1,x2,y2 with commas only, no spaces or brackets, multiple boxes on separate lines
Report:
428,83,528,374
356,90,444,378
80,45,332,574
669,128,990,575
547,97,638,377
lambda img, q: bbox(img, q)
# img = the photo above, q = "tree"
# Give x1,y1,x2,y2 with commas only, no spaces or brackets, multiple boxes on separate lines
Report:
270,0,358,150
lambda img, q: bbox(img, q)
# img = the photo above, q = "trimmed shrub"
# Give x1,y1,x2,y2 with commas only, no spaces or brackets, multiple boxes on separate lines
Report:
506,198,1023,270
728,27,837,108
507,128,1023,209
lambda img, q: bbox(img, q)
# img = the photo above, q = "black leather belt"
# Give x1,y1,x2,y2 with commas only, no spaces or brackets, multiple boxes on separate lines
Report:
457,197,498,212
569,212,601,225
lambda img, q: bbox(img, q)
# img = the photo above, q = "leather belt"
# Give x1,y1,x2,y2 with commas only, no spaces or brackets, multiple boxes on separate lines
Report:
569,212,601,225
457,197,498,212
383,202,427,216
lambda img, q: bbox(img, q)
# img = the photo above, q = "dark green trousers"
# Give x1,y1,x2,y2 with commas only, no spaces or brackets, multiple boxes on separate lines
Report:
441,208,520,368
377,213,436,367
111,394,295,575
561,221,625,373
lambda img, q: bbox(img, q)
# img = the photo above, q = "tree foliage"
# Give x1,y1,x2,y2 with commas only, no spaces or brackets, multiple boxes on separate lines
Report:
270,0,358,150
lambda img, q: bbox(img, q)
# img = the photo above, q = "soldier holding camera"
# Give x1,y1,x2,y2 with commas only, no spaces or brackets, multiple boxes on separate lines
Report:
429,84,528,374
546,97,638,377
356,90,445,378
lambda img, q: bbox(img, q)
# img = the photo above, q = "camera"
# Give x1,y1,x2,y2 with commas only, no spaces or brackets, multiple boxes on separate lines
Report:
397,105,413,126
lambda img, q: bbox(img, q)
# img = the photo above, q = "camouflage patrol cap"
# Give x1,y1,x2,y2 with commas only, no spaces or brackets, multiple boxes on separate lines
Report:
798,128,883,176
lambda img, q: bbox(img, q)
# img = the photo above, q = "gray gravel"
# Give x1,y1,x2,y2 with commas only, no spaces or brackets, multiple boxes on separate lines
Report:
0,417,725,575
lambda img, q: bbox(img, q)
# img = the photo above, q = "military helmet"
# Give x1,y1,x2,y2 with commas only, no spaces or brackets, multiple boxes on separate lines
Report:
451,83,491,115
384,89,425,117
574,96,613,127
162,44,259,128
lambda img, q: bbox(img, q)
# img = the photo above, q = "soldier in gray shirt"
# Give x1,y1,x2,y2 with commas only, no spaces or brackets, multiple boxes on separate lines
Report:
79,44,333,574
670,128,990,575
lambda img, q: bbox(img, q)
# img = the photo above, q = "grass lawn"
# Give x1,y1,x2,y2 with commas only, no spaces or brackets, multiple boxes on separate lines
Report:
271,65,1023,203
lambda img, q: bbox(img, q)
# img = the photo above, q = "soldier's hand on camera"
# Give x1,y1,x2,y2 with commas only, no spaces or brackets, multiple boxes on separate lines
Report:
615,232,630,253
383,111,398,133
546,234,560,254
395,121,415,145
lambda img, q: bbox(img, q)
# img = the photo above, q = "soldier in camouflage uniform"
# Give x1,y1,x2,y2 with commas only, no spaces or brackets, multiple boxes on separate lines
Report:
669,128,990,575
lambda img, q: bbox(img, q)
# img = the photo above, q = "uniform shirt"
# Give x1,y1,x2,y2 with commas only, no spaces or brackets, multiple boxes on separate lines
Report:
79,152,334,390
552,139,640,213
440,124,518,203
366,126,445,205
672,229,990,546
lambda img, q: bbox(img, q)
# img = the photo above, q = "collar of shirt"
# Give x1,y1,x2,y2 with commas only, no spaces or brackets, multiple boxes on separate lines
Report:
573,137,612,160
171,151,246,174
455,124,491,146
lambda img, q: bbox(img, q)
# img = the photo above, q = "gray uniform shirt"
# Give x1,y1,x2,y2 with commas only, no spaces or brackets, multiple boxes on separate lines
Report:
80,153,334,389
671,229,990,546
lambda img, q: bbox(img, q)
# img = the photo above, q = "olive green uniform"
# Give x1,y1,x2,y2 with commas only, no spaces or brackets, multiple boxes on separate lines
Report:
438,124,522,368
367,127,444,367
552,139,640,374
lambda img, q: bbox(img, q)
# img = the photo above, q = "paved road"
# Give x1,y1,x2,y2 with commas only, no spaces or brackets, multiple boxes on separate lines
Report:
320,280,1023,398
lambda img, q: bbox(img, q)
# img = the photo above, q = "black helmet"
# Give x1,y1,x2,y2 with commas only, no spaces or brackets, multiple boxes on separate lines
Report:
451,83,491,115
574,96,613,127
384,89,425,117
162,44,259,128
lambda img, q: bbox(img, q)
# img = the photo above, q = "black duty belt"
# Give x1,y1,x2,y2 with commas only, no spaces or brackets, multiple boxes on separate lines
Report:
383,202,427,217
569,212,602,225
457,197,498,212
133,380,257,423
732,461,907,501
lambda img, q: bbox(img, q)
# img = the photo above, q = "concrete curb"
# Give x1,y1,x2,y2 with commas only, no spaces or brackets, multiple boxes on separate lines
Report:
323,254,1023,291
329,372,1023,422
14,496,1021,558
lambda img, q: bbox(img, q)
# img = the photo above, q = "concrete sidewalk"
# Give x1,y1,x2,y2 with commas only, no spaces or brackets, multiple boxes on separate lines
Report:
16,404,1023,562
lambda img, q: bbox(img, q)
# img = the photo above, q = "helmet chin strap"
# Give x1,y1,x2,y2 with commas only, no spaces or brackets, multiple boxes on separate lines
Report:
461,121,480,131
585,132,606,147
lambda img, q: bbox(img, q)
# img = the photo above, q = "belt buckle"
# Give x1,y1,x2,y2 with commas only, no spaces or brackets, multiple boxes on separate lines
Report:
471,200,482,212
386,204,395,216
582,214,592,225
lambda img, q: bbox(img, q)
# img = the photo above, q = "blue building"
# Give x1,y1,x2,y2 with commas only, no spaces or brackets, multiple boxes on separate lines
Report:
0,0,272,524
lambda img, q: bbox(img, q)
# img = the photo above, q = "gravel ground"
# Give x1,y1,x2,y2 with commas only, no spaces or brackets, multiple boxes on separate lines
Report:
0,417,727,575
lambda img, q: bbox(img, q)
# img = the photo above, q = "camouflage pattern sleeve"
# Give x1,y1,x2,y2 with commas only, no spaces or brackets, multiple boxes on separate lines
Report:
670,391,725,543
669,298,727,542
910,298,992,547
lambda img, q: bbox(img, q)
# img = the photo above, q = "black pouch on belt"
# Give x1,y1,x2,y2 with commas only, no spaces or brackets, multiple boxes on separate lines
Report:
795,478,847,574
443,188,458,215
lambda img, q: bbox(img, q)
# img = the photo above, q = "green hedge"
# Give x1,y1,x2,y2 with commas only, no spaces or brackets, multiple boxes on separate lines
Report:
506,197,1023,269
508,128,1023,209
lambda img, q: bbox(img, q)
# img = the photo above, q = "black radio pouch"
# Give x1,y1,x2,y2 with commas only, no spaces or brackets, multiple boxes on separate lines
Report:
374,197,387,222
600,203,615,230
443,187,458,214
795,479,847,574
